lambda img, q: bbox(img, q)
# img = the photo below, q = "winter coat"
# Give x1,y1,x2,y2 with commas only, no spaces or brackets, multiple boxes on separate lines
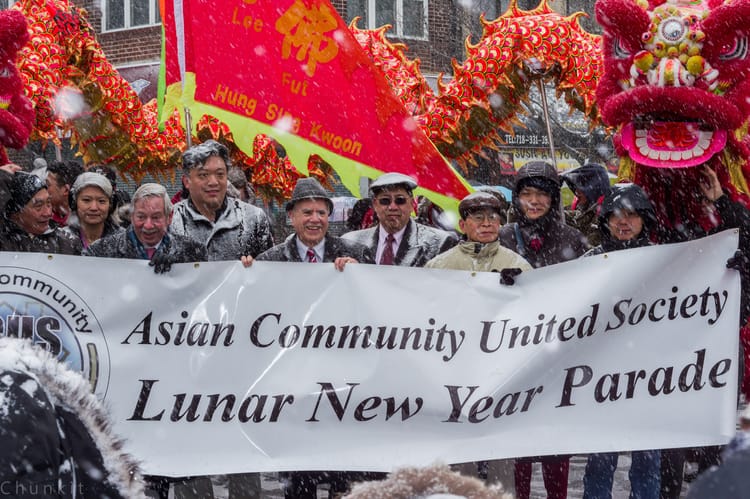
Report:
257,233,374,263
0,168,12,226
341,219,457,267
499,162,589,268
424,239,532,273
0,338,145,498
83,226,208,264
498,218,588,269
170,197,273,261
0,219,81,255
61,213,124,250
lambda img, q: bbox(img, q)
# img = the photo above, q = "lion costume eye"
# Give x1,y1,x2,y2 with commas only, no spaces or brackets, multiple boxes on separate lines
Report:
0,67,10,78
719,37,748,61
659,17,687,44
613,36,631,59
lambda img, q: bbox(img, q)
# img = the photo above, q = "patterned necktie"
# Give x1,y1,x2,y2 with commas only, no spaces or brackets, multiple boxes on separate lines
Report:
380,234,395,265
306,248,317,263
145,247,156,259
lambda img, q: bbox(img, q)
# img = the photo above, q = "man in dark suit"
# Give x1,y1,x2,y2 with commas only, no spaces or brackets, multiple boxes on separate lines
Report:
250,177,372,498
255,177,373,267
342,173,457,267
85,183,206,273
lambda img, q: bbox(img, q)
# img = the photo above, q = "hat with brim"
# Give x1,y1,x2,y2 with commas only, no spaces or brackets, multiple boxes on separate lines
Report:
285,177,334,213
369,173,418,196
5,172,47,216
458,191,504,219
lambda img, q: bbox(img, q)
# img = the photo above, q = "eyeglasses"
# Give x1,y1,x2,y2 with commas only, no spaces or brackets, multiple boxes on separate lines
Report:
376,196,410,206
467,212,501,223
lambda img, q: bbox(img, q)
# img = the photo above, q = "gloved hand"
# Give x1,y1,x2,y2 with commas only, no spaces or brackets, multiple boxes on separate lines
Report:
727,249,749,273
148,241,173,274
499,267,523,286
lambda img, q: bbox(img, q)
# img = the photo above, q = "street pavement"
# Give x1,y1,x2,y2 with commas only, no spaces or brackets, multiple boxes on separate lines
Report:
181,453,691,498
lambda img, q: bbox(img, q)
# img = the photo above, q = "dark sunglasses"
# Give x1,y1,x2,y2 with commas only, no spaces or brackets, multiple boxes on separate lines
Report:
376,196,409,206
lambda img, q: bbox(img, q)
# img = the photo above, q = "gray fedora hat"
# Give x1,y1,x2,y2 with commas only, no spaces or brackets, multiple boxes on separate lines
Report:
369,173,418,196
285,177,334,213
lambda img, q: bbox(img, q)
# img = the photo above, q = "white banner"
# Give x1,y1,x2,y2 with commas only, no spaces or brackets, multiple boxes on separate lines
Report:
0,230,741,476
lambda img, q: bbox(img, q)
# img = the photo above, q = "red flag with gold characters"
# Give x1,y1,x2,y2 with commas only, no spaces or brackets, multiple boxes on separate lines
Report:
159,0,470,209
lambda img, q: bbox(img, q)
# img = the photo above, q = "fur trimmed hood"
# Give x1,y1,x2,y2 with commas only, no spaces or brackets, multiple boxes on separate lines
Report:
0,337,145,498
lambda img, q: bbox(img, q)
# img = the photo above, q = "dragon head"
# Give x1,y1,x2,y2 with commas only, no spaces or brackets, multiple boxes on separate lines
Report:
596,0,750,169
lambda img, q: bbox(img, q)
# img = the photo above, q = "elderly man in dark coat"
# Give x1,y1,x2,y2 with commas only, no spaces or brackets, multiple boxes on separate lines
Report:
256,177,372,266
342,173,457,267
0,171,80,255
254,177,372,498
84,182,208,498
84,183,206,273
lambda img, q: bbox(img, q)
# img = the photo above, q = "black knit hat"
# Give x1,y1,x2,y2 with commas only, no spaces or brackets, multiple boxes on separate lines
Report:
285,177,334,213
5,172,47,216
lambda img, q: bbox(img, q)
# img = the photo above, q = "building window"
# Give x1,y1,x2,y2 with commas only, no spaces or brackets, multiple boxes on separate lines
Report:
0,0,18,9
102,0,161,31
347,0,428,40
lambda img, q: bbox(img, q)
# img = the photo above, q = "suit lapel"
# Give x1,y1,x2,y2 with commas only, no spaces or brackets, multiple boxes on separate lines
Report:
285,235,303,262
395,220,421,266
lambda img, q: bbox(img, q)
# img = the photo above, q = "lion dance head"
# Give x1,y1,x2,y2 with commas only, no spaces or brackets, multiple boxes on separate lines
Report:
596,0,750,238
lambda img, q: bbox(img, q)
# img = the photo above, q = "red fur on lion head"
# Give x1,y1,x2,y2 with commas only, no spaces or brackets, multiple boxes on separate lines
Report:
595,0,750,228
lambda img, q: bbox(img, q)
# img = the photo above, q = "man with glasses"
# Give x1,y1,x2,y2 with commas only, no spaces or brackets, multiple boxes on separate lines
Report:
425,191,531,273
425,191,532,489
342,173,457,267
424,191,530,492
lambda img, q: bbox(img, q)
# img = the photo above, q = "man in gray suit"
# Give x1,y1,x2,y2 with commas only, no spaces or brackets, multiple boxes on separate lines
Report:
342,173,457,267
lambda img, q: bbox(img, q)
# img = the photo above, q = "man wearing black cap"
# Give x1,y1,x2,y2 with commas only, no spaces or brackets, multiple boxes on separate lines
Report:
342,173,457,267
0,171,80,254
256,177,372,267
425,191,531,273
425,191,530,491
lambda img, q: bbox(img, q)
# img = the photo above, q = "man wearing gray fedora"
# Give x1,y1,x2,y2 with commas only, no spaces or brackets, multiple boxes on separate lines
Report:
342,173,457,267
251,176,372,498
255,177,373,267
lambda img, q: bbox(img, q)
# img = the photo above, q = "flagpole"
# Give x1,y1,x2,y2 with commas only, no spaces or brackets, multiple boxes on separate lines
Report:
184,107,192,148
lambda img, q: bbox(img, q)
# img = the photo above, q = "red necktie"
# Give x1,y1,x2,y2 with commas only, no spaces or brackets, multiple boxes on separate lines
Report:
146,247,156,259
380,234,395,265
306,248,317,263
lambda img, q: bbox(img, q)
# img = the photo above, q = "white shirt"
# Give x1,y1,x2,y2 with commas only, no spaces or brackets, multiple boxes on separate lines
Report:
296,237,325,262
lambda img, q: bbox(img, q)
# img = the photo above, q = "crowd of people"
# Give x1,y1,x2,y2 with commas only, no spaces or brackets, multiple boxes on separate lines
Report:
1,146,749,499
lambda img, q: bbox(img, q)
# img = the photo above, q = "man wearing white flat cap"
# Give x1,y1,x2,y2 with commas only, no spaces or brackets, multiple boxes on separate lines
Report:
342,173,457,267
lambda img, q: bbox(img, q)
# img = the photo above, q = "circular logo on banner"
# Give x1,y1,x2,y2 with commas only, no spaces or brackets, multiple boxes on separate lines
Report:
0,266,110,397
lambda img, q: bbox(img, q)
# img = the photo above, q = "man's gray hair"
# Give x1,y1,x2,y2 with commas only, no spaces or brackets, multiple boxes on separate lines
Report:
133,183,173,216
182,140,231,172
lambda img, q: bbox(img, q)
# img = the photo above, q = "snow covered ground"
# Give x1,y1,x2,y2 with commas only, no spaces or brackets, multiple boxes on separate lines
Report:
157,454,690,498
